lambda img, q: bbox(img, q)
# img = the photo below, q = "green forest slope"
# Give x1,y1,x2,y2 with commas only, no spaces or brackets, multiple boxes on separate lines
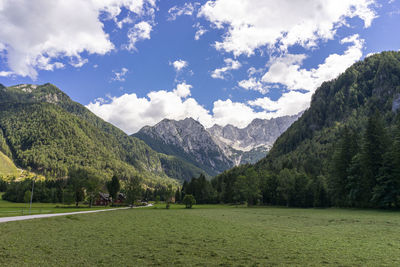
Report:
0,83,201,185
214,51,400,208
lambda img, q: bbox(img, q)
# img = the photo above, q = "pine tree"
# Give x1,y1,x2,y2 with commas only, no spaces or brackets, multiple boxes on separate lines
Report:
330,126,359,206
373,121,400,208
359,111,388,206
174,187,181,203
106,175,121,206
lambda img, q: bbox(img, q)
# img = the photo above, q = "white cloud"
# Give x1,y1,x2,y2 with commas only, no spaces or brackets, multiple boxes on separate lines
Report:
193,23,207,40
0,71,14,77
69,56,88,68
248,91,312,118
125,21,153,51
0,0,156,79
87,83,277,133
173,82,192,98
244,34,364,117
168,2,200,21
171,60,188,72
238,77,268,94
262,34,364,92
211,99,270,128
199,0,376,56
111,67,129,82
211,58,241,79
87,83,213,134
115,16,134,29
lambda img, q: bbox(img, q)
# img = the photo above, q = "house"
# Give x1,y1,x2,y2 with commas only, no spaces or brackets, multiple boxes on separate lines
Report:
95,192,126,206
95,192,110,206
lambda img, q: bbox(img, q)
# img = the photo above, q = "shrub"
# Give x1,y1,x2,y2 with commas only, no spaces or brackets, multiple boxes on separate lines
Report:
183,194,196,209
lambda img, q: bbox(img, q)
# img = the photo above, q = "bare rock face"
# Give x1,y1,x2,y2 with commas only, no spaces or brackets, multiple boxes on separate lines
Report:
134,118,234,175
206,113,302,165
134,113,302,175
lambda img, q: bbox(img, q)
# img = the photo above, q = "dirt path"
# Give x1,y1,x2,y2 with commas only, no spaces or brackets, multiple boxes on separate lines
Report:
0,205,152,224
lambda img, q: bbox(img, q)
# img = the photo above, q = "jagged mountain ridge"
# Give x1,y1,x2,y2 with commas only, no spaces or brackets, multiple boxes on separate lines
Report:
134,114,302,176
134,118,232,176
207,113,302,165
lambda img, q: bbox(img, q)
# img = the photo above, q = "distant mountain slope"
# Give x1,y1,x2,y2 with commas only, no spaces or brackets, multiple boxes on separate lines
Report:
207,113,302,165
134,118,232,176
134,114,302,176
0,83,201,184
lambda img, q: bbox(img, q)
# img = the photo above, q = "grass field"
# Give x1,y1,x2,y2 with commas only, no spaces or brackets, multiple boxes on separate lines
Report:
0,193,112,217
1,204,399,266
0,151,18,176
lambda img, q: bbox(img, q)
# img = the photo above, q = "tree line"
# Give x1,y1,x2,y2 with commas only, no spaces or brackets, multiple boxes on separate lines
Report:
171,111,400,209
1,167,170,207
329,111,400,208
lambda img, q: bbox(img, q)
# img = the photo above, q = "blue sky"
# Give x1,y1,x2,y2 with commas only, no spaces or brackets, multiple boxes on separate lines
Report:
0,0,399,133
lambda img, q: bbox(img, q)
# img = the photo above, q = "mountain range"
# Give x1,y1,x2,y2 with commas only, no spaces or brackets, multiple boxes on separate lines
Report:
0,82,299,183
133,113,301,176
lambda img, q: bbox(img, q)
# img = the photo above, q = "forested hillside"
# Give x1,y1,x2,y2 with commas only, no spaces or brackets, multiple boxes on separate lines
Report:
212,51,400,208
0,83,202,185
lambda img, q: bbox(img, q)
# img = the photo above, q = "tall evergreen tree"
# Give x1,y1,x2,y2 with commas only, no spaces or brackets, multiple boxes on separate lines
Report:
330,127,359,206
373,120,400,208
174,187,181,203
107,175,121,206
360,111,388,206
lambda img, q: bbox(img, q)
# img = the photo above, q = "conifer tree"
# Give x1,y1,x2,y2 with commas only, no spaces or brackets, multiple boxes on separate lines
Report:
360,111,388,206
330,126,359,206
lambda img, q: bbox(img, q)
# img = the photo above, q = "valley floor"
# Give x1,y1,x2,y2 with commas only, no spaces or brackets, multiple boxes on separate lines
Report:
0,205,399,266
0,194,114,218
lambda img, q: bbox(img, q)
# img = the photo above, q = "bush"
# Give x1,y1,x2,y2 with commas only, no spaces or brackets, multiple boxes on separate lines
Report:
183,194,196,209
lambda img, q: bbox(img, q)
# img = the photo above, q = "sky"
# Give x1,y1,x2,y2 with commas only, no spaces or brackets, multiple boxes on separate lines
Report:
0,0,400,134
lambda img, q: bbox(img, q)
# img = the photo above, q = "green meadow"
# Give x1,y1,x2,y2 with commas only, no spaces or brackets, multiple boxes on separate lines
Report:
1,204,399,266
0,193,112,217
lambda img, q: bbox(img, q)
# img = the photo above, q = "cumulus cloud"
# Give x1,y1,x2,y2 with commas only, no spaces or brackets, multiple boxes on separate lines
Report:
0,0,156,79
199,0,376,56
173,82,192,98
125,21,153,51
170,60,188,72
238,77,268,94
168,2,200,21
111,67,129,82
0,71,14,77
248,91,312,118
211,58,241,79
211,99,271,128
87,78,282,133
87,83,212,133
262,34,364,92
245,34,365,117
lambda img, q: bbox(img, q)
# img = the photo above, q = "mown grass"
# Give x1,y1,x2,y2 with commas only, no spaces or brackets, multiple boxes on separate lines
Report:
0,193,112,217
1,205,400,266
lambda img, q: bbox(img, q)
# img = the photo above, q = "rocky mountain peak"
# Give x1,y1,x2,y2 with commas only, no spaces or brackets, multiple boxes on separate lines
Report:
207,112,302,153
0,83,70,105
134,113,302,176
